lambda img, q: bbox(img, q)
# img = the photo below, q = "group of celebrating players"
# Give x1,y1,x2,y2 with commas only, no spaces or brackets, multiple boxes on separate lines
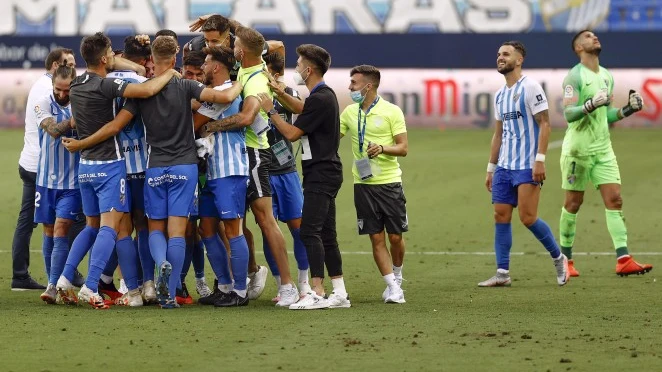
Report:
26,13,410,310
20,14,653,311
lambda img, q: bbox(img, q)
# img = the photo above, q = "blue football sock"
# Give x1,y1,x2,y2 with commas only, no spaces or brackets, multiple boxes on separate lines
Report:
62,226,98,282
116,236,139,290
49,237,69,285
85,226,118,292
103,249,118,277
202,235,232,285
166,237,186,300
192,240,205,279
149,230,167,267
262,232,280,277
133,237,143,287
137,229,154,282
229,235,249,291
42,234,54,278
181,240,193,283
527,218,561,259
495,223,512,271
291,228,309,270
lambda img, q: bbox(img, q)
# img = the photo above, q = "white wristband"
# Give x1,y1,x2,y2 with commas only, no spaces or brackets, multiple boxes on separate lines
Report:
487,163,497,173
535,153,546,162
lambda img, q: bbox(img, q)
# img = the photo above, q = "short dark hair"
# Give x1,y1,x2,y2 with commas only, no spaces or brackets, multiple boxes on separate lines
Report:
201,15,231,33
296,44,331,75
45,48,74,70
350,65,381,87
501,41,526,57
263,53,284,74
52,64,76,83
203,46,235,72
156,29,178,39
234,26,265,56
123,35,152,62
571,29,591,52
183,50,206,69
151,35,178,63
80,32,112,66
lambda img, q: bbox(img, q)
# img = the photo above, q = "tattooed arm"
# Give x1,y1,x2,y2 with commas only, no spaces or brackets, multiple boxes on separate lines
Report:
40,117,73,139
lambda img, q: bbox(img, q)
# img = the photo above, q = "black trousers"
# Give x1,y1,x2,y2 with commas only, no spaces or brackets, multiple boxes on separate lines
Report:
11,166,85,280
12,166,37,279
300,189,343,279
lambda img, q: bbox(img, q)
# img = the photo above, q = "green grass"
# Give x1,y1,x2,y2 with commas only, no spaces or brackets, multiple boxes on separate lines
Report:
1,129,661,372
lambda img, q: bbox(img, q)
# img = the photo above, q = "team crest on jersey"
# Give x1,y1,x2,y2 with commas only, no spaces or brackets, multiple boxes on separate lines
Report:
34,105,40,113
512,93,520,102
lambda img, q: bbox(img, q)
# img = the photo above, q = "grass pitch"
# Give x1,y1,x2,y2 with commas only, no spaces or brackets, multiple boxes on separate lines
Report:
0,129,660,372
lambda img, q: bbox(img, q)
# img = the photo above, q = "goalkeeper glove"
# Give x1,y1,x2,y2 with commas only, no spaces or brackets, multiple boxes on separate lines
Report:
582,89,610,114
620,89,644,117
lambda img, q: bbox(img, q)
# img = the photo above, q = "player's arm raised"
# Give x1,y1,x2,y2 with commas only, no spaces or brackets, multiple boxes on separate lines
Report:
562,73,609,122
606,89,645,124
486,120,503,192
121,69,180,99
61,109,135,152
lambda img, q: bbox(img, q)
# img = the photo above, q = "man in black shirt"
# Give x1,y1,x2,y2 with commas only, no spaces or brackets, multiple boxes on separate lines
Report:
260,53,312,299
64,36,242,308
258,44,349,310
56,32,177,309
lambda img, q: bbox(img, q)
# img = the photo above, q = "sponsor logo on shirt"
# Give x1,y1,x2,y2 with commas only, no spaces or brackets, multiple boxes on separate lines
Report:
501,111,523,121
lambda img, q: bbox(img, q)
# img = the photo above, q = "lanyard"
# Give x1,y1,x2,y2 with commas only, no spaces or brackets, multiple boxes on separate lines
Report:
357,96,380,153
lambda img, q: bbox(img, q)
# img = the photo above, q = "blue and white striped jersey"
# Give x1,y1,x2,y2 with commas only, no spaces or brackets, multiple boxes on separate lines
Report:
34,94,79,189
197,81,248,179
493,76,549,170
107,70,148,174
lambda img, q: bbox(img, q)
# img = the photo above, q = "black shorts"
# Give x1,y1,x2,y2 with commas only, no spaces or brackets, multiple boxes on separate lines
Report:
246,147,273,204
354,183,408,235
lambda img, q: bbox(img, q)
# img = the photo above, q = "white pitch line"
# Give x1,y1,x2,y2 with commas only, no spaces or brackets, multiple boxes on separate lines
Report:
1,250,661,256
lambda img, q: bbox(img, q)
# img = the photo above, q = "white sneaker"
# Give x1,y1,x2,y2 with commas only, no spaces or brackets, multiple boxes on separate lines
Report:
384,286,406,304
118,279,128,294
289,292,329,310
554,254,570,286
383,276,404,300
327,292,351,308
478,272,512,287
115,288,143,307
56,276,77,305
77,284,109,309
40,283,57,304
142,280,157,304
195,278,212,298
247,266,268,300
299,282,312,297
276,284,300,307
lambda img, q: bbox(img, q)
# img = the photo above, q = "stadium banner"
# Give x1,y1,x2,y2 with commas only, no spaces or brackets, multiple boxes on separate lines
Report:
2,68,661,129
0,0,624,37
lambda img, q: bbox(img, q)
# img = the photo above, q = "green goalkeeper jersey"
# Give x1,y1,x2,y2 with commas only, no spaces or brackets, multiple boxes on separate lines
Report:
561,63,615,156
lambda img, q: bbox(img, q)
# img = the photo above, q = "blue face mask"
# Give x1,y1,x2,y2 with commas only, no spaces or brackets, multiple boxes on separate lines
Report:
350,85,368,103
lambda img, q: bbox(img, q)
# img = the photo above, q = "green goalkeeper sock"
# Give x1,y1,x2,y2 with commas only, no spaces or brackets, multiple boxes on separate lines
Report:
605,209,629,257
559,207,577,259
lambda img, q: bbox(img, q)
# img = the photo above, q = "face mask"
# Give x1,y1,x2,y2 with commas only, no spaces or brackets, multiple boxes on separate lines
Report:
350,85,369,103
293,66,308,86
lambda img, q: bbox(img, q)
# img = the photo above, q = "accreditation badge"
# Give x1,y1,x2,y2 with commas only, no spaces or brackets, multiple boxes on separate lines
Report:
271,140,293,166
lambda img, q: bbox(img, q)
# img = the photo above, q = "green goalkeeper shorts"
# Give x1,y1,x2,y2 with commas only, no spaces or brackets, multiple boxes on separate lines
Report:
560,151,621,191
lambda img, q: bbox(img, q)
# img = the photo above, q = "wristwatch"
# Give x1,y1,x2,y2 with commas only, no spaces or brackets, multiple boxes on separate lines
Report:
268,108,278,116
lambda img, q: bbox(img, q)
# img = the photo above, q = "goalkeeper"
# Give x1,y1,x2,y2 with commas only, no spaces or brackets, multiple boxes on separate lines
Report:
559,30,653,277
